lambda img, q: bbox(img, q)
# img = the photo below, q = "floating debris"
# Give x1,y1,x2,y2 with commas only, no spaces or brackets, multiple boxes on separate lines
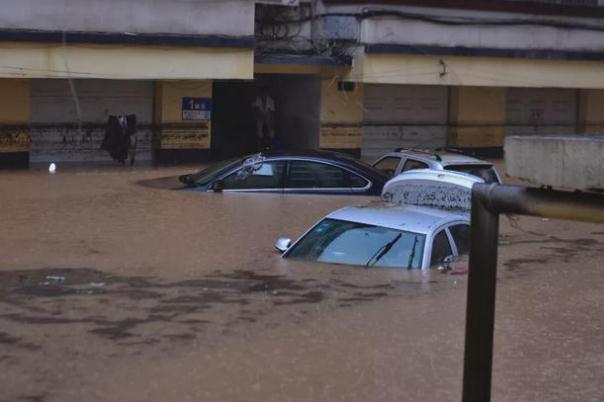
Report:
45,275,66,282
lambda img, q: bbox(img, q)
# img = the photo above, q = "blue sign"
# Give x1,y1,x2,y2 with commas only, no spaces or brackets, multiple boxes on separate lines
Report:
182,97,212,120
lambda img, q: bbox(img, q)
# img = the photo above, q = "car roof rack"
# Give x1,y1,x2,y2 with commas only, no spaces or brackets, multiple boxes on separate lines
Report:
435,146,479,158
394,147,442,162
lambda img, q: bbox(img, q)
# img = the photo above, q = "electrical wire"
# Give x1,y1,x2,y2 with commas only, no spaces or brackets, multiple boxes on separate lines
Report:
269,8,604,33
62,30,83,134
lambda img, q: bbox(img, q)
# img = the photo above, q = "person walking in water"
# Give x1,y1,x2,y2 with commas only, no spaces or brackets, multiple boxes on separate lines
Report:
251,86,275,151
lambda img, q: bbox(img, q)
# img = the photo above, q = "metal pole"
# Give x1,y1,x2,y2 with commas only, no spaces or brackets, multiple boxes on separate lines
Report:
482,185,604,224
462,184,500,402
461,183,604,402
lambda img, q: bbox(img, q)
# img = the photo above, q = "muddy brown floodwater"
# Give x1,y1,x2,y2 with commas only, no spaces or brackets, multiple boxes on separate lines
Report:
1,165,603,402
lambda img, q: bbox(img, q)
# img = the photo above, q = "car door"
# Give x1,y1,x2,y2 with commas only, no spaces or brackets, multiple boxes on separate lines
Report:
284,159,369,194
218,160,286,193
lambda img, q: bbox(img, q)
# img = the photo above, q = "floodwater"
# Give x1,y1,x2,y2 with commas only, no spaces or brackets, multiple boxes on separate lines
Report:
1,166,603,401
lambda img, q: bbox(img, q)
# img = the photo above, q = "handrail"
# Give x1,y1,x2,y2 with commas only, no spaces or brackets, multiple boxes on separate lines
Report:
462,183,604,402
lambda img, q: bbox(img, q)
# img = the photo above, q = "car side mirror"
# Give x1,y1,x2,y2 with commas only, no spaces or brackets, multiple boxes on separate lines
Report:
437,255,457,272
443,255,456,264
211,180,224,192
179,174,195,186
274,237,291,253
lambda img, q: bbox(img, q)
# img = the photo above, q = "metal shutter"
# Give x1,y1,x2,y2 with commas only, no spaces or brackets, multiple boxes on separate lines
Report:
505,88,577,137
362,84,448,162
30,79,153,165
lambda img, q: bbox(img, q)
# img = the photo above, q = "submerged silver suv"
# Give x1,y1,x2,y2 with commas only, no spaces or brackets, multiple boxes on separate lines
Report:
372,148,501,184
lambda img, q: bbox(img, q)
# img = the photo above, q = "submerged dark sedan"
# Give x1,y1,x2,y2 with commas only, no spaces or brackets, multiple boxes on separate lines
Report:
179,150,390,195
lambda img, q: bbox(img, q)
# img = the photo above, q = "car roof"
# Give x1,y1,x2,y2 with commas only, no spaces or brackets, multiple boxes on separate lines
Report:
386,149,493,166
260,149,363,164
326,203,469,234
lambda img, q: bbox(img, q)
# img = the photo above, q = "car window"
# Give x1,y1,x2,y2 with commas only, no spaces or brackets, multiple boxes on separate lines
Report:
430,230,453,266
402,159,429,172
373,157,400,177
187,157,242,185
288,161,350,188
222,161,285,189
449,224,470,255
349,173,369,188
444,164,500,183
287,218,426,269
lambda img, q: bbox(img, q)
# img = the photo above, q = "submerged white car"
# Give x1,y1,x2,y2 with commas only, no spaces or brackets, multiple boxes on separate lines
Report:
276,204,469,270
275,169,481,270
372,148,501,184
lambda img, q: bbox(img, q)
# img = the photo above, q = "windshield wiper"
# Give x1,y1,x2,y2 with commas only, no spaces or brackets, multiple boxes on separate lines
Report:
366,233,402,268
407,236,419,269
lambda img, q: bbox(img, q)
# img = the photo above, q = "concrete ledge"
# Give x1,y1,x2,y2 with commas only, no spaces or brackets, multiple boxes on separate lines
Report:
505,135,604,192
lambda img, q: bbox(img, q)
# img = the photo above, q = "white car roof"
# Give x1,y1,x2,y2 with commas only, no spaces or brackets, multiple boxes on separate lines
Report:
326,203,469,234
386,150,493,166
381,169,482,212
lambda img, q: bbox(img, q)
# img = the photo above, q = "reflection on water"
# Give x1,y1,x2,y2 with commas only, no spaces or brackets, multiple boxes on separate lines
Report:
1,168,603,402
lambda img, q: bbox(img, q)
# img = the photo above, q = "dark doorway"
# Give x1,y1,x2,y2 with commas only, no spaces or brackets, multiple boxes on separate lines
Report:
211,80,257,159
211,74,320,159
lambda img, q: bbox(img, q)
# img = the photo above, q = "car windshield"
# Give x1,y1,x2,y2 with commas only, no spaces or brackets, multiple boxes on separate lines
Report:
187,157,242,185
286,218,426,269
445,164,500,183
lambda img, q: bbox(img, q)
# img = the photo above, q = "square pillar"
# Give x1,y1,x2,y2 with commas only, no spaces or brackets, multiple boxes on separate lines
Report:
154,80,213,163
319,80,363,157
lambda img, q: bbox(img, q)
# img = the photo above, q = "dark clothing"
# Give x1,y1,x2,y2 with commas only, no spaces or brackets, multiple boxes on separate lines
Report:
101,115,136,164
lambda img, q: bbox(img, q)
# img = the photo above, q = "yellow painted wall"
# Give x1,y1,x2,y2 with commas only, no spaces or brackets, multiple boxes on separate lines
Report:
0,42,253,80
350,54,604,89
579,89,604,134
319,79,363,149
155,80,213,150
0,78,30,153
449,86,506,147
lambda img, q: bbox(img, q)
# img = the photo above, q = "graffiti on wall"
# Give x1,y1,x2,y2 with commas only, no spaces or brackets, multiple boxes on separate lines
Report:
320,125,361,149
0,130,31,153
159,125,210,149
28,127,153,164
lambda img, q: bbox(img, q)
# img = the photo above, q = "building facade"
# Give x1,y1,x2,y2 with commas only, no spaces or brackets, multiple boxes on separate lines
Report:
1,0,604,168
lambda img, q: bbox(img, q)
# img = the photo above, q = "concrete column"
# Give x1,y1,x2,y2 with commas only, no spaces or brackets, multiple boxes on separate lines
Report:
448,86,506,152
0,78,30,167
319,79,363,155
578,89,604,134
154,80,212,162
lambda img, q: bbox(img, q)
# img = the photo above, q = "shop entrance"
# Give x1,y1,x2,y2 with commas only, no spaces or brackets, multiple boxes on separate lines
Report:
211,74,320,159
